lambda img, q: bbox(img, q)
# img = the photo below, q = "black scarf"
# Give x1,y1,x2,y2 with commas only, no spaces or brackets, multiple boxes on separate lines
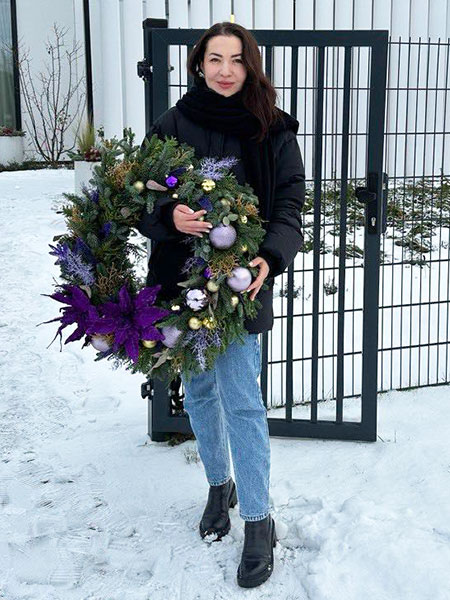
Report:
175,78,299,223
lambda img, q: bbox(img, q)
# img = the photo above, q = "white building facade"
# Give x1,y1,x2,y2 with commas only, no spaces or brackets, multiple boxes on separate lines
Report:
1,0,450,174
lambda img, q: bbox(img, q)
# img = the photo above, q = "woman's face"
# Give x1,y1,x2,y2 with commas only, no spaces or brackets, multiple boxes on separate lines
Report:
199,35,247,97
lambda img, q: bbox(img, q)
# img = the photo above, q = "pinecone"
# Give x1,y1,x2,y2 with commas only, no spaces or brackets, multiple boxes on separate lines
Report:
84,146,101,161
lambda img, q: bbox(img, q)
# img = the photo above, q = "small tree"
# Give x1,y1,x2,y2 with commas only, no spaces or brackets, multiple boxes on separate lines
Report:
2,22,87,166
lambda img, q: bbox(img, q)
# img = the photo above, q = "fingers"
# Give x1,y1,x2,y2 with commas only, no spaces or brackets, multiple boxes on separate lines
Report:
173,206,213,237
245,284,262,301
176,205,206,220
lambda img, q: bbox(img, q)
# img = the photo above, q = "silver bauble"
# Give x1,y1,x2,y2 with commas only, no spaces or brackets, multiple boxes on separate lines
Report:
226,267,252,292
161,325,183,348
209,223,237,249
186,288,209,311
90,335,111,352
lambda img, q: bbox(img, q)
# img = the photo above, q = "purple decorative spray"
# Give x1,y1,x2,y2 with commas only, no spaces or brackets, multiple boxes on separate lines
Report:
197,156,239,180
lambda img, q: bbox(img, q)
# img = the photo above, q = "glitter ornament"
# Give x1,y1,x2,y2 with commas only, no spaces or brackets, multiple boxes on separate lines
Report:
133,181,145,193
206,280,219,292
240,215,248,224
161,325,183,348
186,288,209,311
231,295,239,307
209,224,237,249
165,175,178,187
188,316,202,330
201,178,216,192
142,339,157,348
90,334,111,352
227,267,252,292
202,317,216,329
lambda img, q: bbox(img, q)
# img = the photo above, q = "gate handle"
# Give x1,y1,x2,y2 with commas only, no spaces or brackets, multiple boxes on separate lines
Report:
354,172,388,235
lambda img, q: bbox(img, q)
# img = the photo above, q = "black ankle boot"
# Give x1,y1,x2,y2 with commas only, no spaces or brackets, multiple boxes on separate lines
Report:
199,477,238,540
236,514,277,588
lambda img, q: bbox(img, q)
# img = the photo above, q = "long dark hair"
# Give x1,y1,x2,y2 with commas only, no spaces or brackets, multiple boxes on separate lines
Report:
186,22,283,142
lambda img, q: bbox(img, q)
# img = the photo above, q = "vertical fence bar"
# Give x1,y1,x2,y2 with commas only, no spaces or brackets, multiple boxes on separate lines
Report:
360,31,389,439
311,45,325,423
336,46,352,423
285,45,299,422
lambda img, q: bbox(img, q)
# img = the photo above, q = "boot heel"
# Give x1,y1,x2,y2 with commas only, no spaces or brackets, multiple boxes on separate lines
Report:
272,523,277,547
229,484,238,508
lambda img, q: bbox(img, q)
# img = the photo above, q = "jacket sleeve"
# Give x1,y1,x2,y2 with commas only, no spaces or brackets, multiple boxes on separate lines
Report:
258,130,305,279
135,121,186,242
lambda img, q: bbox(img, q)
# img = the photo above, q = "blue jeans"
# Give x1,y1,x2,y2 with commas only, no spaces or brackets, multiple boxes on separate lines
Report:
180,332,271,521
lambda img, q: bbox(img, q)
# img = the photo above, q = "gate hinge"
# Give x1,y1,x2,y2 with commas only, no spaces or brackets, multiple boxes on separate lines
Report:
137,59,153,81
137,59,175,81
141,379,154,400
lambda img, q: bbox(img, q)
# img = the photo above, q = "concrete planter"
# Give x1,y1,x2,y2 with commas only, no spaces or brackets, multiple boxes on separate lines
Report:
74,160,100,194
0,136,24,165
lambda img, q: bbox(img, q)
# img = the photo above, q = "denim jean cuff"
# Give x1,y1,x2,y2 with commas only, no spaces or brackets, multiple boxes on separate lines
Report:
240,510,270,521
208,474,231,486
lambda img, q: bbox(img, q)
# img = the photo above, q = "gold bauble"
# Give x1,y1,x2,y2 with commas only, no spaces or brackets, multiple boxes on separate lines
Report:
171,304,181,311
241,244,248,252
206,280,219,292
188,316,202,330
133,181,145,193
220,198,231,206
240,215,248,224
142,339,157,348
172,193,178,198
231,295,239,307
202,178,216,191
202,317,216,330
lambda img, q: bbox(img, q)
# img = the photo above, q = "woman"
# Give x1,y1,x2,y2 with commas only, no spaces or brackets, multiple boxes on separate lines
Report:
137,21,305,588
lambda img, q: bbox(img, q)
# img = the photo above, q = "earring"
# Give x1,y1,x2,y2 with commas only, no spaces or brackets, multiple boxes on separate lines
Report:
199,70,204,77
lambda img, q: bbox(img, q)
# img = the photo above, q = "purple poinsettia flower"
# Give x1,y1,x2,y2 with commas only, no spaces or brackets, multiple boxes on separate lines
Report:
39,284,100,349
86,284,171,363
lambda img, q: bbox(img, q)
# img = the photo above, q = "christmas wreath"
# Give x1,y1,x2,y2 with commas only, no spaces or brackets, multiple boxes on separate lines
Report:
40,128,269,385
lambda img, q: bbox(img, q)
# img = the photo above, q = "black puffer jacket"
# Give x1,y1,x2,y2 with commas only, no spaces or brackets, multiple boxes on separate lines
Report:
136,106,305,334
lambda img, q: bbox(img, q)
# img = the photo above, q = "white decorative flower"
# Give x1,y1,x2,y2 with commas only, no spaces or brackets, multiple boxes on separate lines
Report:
185,288,209,311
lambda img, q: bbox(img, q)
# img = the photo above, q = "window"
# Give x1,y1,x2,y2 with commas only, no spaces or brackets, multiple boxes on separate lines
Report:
0,0,16,128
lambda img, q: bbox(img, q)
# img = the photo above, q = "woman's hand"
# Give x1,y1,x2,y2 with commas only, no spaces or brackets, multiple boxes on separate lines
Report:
244,257,270,301
173,204,213,237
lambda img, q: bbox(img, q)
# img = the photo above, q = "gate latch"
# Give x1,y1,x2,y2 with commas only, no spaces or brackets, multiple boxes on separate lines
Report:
355,172,388,235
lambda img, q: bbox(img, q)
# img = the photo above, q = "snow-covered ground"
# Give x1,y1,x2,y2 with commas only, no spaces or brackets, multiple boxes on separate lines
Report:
1,168,450,600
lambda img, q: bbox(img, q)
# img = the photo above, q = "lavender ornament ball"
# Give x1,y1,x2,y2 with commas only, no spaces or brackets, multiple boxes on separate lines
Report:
90,335,111,352
209,224,237,249
226,267,252,292
161,325,183,348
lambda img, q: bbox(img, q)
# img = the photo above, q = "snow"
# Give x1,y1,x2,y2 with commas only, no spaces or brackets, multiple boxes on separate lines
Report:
1,168,450,599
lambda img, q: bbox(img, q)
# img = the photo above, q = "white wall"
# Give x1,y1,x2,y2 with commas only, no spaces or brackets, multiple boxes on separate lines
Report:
15,0,85,160
14,0,450,177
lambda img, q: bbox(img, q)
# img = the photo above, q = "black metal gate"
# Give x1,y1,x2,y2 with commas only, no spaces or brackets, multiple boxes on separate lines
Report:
138,20,389,443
